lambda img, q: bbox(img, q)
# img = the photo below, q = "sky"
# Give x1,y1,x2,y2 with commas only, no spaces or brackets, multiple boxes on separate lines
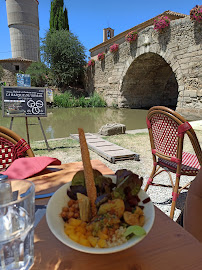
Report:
0,0,201,60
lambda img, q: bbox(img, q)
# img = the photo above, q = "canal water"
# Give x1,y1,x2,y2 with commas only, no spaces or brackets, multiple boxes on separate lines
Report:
0,107,148,142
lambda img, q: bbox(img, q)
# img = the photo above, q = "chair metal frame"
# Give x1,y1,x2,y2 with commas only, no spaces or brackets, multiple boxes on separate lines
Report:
144,106,202,219
0,126,34,170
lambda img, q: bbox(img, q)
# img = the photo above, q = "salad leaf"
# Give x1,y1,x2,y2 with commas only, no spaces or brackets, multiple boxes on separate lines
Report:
71,170,85,186
112,173,143,199
124,225,146,238
95,175,114,196
115,169,133,186
71,169,102,186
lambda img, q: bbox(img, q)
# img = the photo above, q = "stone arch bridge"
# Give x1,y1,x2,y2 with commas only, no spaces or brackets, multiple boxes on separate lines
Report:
87,13,202,119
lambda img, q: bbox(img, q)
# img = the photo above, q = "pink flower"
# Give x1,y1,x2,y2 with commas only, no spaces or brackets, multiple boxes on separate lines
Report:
97,52,105,61
190,5,202,22
88,59,95,67
125,31,138,43
154,16,170,32
109,44,119,53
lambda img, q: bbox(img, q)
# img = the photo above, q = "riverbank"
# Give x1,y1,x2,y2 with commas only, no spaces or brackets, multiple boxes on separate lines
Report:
31,128,202,221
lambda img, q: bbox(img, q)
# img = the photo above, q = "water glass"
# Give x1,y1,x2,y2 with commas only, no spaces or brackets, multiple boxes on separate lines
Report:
0,179,35,270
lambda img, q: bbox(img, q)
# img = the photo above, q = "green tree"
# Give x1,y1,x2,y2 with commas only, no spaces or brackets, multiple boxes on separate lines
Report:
0,65,4,81
25,62,50,87
41,30,86,88
64,8,69,30
50,0,69,31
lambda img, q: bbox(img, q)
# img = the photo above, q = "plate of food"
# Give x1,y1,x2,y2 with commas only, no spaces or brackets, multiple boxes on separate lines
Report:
46,128,155,254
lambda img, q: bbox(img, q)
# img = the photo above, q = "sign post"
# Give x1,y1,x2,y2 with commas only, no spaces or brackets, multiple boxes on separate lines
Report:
2,86,50,150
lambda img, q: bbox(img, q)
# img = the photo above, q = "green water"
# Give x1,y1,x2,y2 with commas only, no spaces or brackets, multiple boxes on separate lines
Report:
0,107,148,142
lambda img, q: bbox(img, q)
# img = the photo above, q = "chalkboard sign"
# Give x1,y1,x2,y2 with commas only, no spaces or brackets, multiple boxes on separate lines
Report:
2,86,47,117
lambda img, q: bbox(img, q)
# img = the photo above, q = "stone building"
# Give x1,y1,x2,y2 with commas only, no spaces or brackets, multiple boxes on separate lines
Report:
0,57,32,86
86,11,202,119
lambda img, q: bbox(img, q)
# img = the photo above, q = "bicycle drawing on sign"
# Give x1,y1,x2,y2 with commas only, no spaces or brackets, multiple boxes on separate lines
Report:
27,99,44,115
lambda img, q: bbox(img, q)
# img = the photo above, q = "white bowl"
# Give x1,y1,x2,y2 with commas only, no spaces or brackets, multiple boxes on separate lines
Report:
46,178,155,254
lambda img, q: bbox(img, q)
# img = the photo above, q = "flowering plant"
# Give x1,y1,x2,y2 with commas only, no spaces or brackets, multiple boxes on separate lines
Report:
190,5,202,22
109,43,119,53
125,31,138,43
88,59,95,67
97,52,105,61
154,16,170,32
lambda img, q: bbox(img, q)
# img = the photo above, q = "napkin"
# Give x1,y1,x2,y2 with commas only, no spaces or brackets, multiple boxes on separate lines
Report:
2,156,61,179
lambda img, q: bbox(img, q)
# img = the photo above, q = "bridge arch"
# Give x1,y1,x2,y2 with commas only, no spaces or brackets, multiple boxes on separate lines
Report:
119,52,179,109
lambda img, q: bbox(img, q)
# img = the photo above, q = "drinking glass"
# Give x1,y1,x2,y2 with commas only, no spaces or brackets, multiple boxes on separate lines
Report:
0,179,35,270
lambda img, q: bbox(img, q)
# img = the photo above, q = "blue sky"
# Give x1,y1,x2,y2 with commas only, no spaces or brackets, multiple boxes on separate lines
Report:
0,0,200,60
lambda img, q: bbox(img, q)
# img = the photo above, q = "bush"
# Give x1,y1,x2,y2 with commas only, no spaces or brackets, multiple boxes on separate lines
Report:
53,92,106,108
0,90,2,110
0,65,4,81
25,62,50,87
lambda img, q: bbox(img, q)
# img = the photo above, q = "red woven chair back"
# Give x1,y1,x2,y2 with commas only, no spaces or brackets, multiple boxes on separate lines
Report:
0,126,34,170
147,106,202,166
150,113,179,157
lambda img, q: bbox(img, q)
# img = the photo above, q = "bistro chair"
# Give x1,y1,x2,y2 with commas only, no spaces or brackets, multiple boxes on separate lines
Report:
0,126,34,170
144,106,202,219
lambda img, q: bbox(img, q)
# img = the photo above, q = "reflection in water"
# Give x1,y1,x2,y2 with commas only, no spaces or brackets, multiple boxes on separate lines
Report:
0,108,148,142
46,126,55,139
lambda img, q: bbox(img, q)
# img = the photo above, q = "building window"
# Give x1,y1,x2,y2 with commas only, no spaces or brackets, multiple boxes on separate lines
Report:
15,65,19,71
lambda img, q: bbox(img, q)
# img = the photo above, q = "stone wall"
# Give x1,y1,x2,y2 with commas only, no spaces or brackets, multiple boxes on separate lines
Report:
0,60,32,86
86,17,202,119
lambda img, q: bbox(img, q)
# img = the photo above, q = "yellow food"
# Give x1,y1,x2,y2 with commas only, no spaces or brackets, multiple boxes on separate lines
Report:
97,239,107,248
87,236,98,247
69,218,82,226
79,238,91,247
98,199,125,218
64,218,119,248
123,206,145,226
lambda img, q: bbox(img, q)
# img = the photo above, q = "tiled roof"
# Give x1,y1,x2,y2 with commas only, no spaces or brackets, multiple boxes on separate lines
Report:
0,57,33,63
163,10,188,17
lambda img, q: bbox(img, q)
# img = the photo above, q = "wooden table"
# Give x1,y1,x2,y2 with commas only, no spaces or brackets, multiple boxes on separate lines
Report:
31,160,202,270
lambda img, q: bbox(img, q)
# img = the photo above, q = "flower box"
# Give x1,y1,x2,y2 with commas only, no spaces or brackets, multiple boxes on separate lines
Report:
109,44,119,53
88,59,95,67
125,31,138,43
97,52,105,61
154,16,170,32
190,5,202,22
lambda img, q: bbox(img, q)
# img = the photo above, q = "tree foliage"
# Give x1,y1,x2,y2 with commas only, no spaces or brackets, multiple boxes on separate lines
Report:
0,65,4,81
50,0,69,31
41,30,86,88
25,62,50,87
